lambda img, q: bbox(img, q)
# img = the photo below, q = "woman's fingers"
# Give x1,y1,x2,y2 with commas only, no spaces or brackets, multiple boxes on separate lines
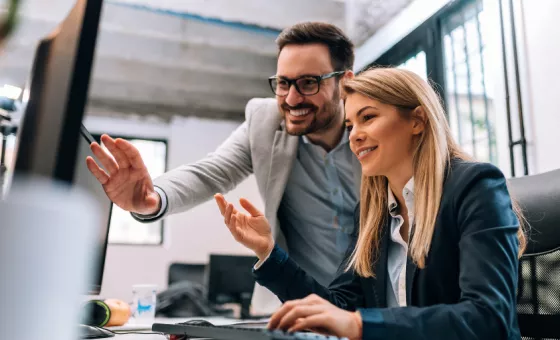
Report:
287,314,329,333
214,194,227,215
224,203,233,225
268,299,303,329
269,295,326,330
276,305,325,331
239,198,263,217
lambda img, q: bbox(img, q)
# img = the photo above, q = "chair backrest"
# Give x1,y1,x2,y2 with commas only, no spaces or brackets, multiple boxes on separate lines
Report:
168,263,207,286
508,168,560,340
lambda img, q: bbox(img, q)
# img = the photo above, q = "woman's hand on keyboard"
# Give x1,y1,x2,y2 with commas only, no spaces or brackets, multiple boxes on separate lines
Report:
268,294,362,340
214,194,274,261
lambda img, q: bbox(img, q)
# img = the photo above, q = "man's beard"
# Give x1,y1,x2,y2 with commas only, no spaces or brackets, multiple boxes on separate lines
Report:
280,91,341,136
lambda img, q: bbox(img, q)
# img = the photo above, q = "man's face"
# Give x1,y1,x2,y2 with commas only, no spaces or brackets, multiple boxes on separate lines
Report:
275,43,342,136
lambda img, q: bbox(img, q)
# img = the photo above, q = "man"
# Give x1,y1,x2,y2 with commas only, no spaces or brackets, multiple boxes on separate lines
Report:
86,21,361,312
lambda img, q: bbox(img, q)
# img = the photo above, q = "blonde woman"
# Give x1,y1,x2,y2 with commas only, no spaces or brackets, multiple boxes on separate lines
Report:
215,68,525,340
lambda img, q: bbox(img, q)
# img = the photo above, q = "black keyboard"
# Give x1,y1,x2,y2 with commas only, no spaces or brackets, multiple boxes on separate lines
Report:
152,322,349,340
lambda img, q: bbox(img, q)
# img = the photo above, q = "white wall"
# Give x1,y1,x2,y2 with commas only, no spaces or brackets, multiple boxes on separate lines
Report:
517,0,560,174
85,114,263,301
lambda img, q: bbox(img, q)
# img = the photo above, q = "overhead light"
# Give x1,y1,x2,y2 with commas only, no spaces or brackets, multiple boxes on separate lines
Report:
0,85,23,100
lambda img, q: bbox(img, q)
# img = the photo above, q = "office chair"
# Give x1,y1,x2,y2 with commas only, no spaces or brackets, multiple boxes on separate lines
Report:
508,168,560,340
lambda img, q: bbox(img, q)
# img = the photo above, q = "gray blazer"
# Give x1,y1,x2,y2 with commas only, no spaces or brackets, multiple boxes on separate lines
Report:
147,97,362,313
151,97,363,249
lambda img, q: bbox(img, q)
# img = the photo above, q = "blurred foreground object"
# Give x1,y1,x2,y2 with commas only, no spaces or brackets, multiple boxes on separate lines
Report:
0,0,20,51
0,176,101,340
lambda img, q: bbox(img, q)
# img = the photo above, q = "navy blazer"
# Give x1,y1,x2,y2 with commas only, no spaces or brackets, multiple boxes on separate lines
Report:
254,160,521,340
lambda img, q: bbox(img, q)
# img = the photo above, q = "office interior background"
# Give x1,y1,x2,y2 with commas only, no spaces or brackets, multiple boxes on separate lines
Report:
0,0,557,302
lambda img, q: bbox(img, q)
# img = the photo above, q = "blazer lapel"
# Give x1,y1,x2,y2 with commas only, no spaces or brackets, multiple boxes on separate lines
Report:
372,217,391,307
264,129,298,237
406,227,419,304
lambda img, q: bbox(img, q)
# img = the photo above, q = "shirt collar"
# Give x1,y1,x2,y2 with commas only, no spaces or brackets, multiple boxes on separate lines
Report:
387,177,415,215
301,126,350,147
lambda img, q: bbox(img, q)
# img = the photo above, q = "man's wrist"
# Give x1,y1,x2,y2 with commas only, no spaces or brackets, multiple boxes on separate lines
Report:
147,191,162,215
132,187,166,218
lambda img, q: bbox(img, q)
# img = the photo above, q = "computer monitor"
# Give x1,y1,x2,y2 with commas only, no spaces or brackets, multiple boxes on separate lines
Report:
8,0,106,293
12,0,104,184
207,254,258,319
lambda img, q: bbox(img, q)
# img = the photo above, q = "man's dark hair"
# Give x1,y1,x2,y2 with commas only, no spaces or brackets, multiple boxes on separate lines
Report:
276,22,355,71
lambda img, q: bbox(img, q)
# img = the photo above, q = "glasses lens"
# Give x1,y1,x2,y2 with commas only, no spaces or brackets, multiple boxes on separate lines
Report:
296,77,319,95
270,78,290,96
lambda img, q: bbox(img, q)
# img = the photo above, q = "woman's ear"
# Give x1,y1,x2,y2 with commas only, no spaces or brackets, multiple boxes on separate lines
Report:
411,106,427,135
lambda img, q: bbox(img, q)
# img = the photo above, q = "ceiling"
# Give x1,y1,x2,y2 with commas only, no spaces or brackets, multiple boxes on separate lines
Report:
0,0,411,122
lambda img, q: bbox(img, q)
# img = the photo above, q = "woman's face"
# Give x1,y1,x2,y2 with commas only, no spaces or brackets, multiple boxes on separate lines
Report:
344,93,424,177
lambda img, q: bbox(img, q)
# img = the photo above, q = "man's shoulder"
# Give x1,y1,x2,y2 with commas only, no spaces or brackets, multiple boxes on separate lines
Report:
245,98,281,125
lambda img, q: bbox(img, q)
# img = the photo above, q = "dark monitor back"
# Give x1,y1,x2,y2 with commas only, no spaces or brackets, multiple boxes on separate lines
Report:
8,0,107,294
75,125,112,295
12,0,104,184
207,254,257,305
168,263,207,286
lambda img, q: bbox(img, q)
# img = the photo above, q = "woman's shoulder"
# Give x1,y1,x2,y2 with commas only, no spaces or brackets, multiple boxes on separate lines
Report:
447,158,505,183
444,158,509,201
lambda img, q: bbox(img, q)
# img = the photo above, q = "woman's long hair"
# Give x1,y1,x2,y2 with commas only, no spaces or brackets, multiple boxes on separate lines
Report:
343,67,526,277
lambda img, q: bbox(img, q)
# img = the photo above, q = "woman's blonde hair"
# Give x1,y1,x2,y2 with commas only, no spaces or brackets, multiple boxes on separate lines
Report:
342,67,526,277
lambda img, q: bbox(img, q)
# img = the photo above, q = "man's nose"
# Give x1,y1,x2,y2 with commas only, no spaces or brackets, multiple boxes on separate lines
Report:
285,85,304,107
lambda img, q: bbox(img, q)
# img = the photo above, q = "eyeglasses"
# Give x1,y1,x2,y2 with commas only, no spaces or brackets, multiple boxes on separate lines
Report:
268,71,345,97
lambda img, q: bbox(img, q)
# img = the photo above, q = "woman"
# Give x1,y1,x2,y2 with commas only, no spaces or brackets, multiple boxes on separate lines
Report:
214,68,525,340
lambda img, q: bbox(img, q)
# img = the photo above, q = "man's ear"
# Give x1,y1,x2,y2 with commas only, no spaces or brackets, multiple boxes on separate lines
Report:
411,106,427,135
344,70,355,80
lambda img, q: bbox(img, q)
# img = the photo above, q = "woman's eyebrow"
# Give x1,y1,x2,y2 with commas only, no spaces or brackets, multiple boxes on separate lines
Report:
344,106,378,123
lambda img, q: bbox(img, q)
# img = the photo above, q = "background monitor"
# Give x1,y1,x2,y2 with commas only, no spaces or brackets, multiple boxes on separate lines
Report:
207,254,258,319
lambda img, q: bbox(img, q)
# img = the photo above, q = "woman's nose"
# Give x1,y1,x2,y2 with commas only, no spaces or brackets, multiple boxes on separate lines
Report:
349,126,366,143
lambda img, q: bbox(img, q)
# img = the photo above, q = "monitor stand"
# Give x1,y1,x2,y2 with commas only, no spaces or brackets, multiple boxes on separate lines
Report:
78,324,114,339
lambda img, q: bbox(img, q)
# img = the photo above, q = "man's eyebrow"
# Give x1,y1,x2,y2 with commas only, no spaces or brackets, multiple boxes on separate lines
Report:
276,73,324,79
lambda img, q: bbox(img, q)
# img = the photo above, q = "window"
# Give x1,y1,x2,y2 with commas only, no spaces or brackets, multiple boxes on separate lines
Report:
398,50,428,81
369,0,527,176
94,135,168,245
442,0,497,164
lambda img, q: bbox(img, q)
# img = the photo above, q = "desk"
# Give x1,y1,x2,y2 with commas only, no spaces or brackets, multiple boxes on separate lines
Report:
109,316,269,340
